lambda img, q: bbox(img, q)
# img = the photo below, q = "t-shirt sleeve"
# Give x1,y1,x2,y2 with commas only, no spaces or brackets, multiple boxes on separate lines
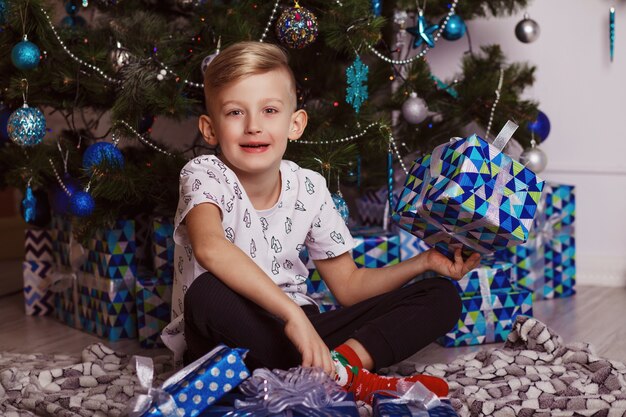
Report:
306,182,355,260
173,158,225,246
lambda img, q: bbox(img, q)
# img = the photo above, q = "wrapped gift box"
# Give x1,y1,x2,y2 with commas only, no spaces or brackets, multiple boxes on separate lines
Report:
495,183,575,300
453,259,514,294
136,274,173,348
139,345,249,417
356,187,388,227
77,272,137,341
438,288,532,347
50,215,72,267
152,215,174,280
306,230,400,311
24,228,54,262
373,394,458,417
82,218,137,280
398,229,430,261
23,260,54,316
393,133,544,255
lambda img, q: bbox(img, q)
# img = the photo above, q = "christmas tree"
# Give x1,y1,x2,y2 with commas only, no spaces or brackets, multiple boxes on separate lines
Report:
0,0,538,239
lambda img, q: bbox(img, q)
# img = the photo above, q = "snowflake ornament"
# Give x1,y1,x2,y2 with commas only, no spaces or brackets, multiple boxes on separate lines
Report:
345,56,369,113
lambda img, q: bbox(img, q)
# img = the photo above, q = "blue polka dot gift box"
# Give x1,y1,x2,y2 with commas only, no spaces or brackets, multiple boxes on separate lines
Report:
393,122,544,256
128,344,250,417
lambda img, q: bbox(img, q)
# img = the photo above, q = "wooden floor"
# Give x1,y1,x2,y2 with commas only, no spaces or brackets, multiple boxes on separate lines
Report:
1,279,625,367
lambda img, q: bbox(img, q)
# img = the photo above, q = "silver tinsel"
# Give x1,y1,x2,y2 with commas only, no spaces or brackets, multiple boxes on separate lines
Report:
401,92,429,124
515,14,540,43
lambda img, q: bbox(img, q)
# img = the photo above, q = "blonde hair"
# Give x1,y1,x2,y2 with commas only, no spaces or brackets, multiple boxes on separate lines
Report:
203,41,297,112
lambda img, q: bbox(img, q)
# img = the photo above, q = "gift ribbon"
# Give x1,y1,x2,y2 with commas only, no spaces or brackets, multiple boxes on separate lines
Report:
127,344,235,417
375,380,441,416
476,265,496,344
230,366,351,417
399,122,522,254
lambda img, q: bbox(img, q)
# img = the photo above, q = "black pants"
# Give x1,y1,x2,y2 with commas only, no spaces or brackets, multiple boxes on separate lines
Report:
183,273,462,371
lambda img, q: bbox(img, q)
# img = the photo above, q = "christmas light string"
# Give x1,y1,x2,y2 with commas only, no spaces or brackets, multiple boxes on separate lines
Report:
112,120,177,157
48,157,71,197
484,68,504,140
259,0,281,43
367,0,459,65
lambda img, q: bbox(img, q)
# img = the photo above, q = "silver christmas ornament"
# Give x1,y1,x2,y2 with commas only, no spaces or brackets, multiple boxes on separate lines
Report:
401,92,429,124
109,42,131,72
176,0,196,10
515,13,540,43
520,144,547,173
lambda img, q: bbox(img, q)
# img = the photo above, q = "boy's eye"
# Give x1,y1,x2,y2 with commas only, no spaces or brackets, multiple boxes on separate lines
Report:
265,108,278,114
227,110,242,116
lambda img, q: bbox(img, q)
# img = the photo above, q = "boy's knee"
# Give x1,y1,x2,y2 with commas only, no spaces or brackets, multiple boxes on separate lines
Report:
430,278,462,330
184,272,227,319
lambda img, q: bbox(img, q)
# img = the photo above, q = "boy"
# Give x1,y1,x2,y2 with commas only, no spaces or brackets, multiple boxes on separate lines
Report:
161,41,481,402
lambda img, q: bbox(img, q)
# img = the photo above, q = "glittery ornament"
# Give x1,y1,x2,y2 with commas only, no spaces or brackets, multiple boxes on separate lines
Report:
406,11,438,49
109,42,131,72
20,188,51,227
401,92,428,124
527,110,550,142
69,190,95,217
51,176,80,215
345,56,368,113
11,37,41,70
275,2,318,49
332,193,349,224
441,14,466,41
371,0,381,17
520,144,547,174
515,14,540,43
8,105,47,147
82,141,124,172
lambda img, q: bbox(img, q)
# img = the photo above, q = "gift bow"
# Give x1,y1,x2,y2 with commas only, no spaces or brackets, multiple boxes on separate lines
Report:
230,366,352,416
375,380,442,416
127,344,232,417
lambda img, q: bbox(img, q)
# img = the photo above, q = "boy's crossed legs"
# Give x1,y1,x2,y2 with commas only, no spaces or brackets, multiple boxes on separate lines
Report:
184,273,461,402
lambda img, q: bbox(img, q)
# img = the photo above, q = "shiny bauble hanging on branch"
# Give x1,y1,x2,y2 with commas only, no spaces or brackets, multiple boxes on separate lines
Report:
515,13,540,43
69,190,95,217
20,188,51,228
275,2,319,49
51,176,80,215
65,0,81,15
401,92,429,124
7,105,47,147
109,42,132,72
441,14,466,41
526,110,550,142
520,145,548,174
82,142,124,172
12,37,41,70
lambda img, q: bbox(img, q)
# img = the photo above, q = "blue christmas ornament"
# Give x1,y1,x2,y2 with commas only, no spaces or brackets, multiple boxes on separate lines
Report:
527,110,551,142
345,56,369,113
371,0,381,17
69,190,95,217
60,15,87,27
406,11,439,48
82,141,124,172
51,176,80,215
11,37,41,70
0,105,11,143
20,187,51,227
8,105,47,146
441,14,466,41
332,193,349,224
22,186,36,223
65,0,81,15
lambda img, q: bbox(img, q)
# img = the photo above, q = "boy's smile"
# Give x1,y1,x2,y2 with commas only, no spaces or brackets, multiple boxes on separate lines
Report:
199,69,307,183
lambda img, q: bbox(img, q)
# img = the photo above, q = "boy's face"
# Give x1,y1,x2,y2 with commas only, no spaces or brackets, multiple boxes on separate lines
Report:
199,68,307,179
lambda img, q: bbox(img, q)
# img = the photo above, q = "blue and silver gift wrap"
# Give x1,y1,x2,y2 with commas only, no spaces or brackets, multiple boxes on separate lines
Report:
128,344,249,417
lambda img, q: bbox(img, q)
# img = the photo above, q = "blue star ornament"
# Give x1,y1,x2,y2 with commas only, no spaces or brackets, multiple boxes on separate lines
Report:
406,11,439,48
345,56,369,113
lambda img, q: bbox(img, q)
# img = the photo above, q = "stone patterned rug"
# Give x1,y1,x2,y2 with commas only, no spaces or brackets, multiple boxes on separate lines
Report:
2,316,626,416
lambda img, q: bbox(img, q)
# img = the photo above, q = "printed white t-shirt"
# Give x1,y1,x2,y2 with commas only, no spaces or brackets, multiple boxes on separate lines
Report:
161,154,355,362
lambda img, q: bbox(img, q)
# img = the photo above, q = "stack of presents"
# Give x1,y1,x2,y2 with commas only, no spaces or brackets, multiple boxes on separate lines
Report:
20,125,576,416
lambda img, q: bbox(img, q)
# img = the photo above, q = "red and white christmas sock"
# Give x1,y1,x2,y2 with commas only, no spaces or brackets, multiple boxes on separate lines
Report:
330,344,449,403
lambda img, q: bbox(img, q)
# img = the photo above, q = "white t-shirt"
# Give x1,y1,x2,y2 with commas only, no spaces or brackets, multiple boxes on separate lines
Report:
161,154,354,362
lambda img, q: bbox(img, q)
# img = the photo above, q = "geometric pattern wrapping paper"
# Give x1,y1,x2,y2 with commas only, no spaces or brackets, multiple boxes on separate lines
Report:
453,259,514,294
372,395,459,417
495,182,576,300
306,231,400,312
136,274,173,348
77,272,137,341
50,215,72,267
82,218,137,280
437,288,533,347
393,135,544,255
24,228,54,262
398,228,431,260
355,187,388,227
23,260,54,316
152,216,174,280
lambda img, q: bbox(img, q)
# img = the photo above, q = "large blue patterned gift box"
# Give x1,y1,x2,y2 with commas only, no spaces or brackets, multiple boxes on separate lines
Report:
77,272,137,341
453,259,514,294
152,216,174,280
306,230,400,312
356,187,389,227
398,229,430,261
373,394,458,416
438,288,532,347
393,131,544,256
50,215,72,267
23,228,55,316
82,218,137,280
136,274,173,348
495,182,575,300
131,345,249,417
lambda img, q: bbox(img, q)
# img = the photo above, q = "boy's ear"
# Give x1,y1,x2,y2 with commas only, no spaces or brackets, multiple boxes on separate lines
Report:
288,109,308,141
199,114,218,146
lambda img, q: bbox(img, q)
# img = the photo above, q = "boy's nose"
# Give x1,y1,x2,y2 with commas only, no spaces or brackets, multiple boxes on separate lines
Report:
245,116,262,135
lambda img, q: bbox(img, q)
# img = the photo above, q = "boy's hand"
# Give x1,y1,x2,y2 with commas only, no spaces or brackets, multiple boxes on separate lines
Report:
425,248,481,280
284,312,335,378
